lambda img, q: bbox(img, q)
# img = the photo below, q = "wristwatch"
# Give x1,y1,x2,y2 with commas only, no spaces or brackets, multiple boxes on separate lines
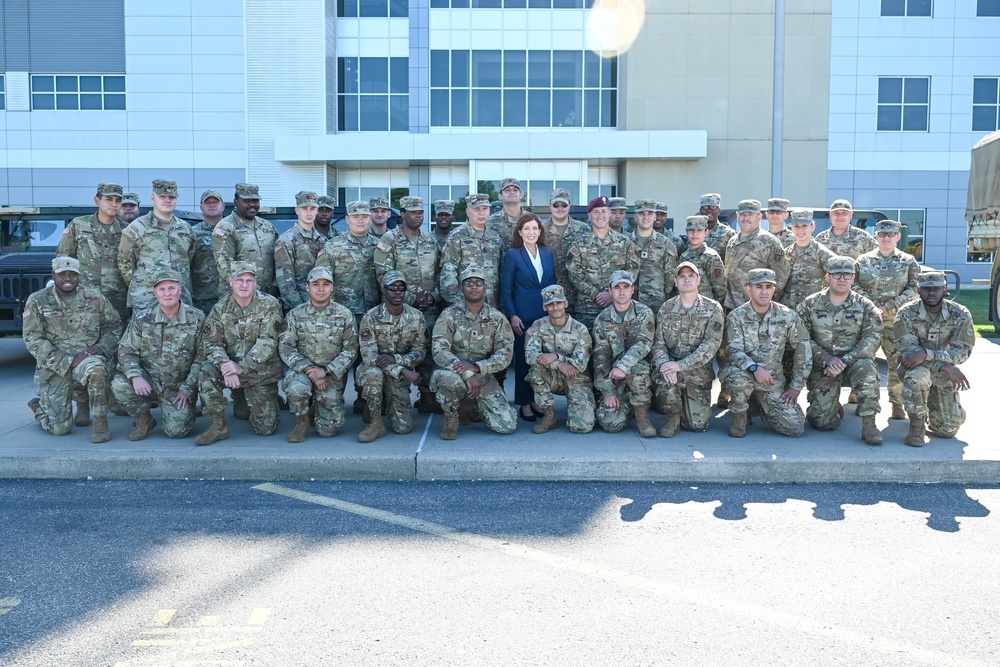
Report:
748,363,759,373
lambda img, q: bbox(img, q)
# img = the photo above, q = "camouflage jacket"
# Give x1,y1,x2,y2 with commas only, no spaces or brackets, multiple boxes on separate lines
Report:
796,289,882,368
650,295,725,373
566,230,640,316
56,213,128,313
212,213,280,289
542,217,589,308
279,300,358,381
488,209,521,253
893,299,975,371
203,292,284,384
432,302,513,381
661,227,687,254
854,248,920,317
374,227,440,305
118,212,195,311
274,223,327,310
770,226,795,248
815,226,876,259
592,301,655,396
117,303,205,397
315,232,381,316
190,221,220,304
781,239,837,308
438,224,504,308
678,243,727,302
723,227,790,309
706,222,737,261
433,230,451,250
524,315,592,374
724,301,812,390
630,230,679,312
358,302,429,380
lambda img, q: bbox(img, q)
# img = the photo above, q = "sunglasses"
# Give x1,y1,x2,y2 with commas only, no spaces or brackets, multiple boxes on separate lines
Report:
384,285,407,293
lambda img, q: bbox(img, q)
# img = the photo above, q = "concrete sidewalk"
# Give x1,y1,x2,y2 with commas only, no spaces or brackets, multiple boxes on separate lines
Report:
1,337,997,483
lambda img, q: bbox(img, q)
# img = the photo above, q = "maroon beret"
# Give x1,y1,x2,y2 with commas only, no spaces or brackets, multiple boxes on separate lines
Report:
587,196,610,213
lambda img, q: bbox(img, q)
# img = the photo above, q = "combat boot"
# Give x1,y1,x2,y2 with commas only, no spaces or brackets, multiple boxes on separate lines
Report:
532,406,558,434
358,415,387,443
287,415,311,443
27,398,40,415
716,389,730,409
890,403,907,420
861,414,883,445
440,411,460,440
74,400,91,427
658,411,681,438
232,390,250,421
904,417,927,447
195,412,229,446
633,405,656,438
847,391,858,404
129,412,156,441
91,416,111,443
729,411,748,438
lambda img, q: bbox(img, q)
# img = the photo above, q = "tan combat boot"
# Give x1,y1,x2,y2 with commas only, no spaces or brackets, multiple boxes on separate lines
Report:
904,417,927,447
75,400,91,427
532,406,558,434
287,414,311,443
129,412,156,441
633,405,656,438
861,414,883,445
359,415,387,443
440,411,460,440
91,416,111,443
890,403,906,420
729,411,748,438
716,389,730,409
195,412,229,446
658,411,681,438
27,398,40,415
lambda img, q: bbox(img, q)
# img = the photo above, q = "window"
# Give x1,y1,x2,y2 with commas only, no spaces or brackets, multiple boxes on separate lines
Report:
880,0,932,16
430,49,617,128
875,208,925,261
338,57,409,131
0,76,5,111
978,0,1000,17
877,77,929,131
30,75,125,111
430,0,595,6
338,0,407,17
973,77,1000,131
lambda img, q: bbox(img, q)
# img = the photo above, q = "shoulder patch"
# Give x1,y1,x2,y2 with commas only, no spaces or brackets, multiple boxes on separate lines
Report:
123,227,138,240
62,227,71,235
360,328,373,341
376,241,389,252
214,227,227,237
22,308,31,318
646,320,655,332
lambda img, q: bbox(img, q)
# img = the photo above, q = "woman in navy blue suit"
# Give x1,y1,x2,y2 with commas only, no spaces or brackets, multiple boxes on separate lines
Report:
502,212,557,421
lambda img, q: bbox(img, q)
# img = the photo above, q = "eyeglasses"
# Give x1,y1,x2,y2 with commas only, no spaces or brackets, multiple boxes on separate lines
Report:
829,273,854,280
462,279,486,287
384,285,407,293
551,202,568,209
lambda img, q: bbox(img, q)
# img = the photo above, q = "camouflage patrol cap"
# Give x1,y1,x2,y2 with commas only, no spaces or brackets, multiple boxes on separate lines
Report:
97,183,124,197
686,215,709,230
466,193,491,208
655,201,669,214
789,209,814,225
152,179,178,197
153,268,182,286
122,192,140,205
549,188,571,206
346,200,371,215
434,199,455,214
875,219,901,234
460,267,487,282
52,256,81,275
541,284,567,305
499,177,521,191
381,270,407,287
229,261,257,278
200,189,223,203
830,198,853,212
369,196,392,210
317,195,335,209
826,256,857,275
295,190,319,207
398,196,424,211
918,271,947,288
609,197,628,210
747,268,777,285
766,198,790,212
676,261,701,276
700,193,722,207
587,196,610,213
736,199,762,214
234,183,261,200
308,266,333,283
609,270,634,287
634,199,657,213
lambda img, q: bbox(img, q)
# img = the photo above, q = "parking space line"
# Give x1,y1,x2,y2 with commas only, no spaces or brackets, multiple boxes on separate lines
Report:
0,597,20,616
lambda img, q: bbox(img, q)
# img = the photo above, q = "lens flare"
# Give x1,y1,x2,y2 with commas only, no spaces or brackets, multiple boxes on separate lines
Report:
586,0,647,55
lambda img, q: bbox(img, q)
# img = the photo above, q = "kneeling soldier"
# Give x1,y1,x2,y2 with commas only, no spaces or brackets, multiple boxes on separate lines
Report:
112,270,205,440
279,267,359,442
525,284,596,434
356,271,429,442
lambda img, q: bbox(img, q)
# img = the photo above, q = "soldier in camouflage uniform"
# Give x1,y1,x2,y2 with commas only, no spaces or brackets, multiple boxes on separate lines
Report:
781,209,836,309
651,263,725,437
592,271,657,436
608,197,628,233
815,199,876,259
431,268,518,439
765,198,795,248
190,190,227,314
315,195,340,240
369,196,393,238
196,262,284,445
315,200,381,319
432,199,455,249
721,268,812,437
24,257,121,443
118,179,195,312
542,188,589,312
723,199,790,310
274,190,327,311
629,198,678,314
655,202,686,252
112,269,205,440
213,183,280,296
566,196,641,330
700,193,736,261
894,272,974,447
120,192,141,224
488,176,524,252
57,182,129,321
796,256,884,445
525,285,595,434
279,266,359,442
679,215,727,302
854,219,920,419
356,271,430,442
439,193,505,308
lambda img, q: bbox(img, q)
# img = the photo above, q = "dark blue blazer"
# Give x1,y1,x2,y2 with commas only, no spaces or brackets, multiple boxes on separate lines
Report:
502,245,557,324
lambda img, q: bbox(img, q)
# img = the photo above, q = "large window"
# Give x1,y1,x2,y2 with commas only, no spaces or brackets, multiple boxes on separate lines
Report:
973,78,1000,131
978,0,1000,16
430,49,617,128
0,76,5,111
877,77,929,131
338,0,407,16
338,57,409,131
430,0,596,7
876,208,925,261
30,75,125,111
880,0,932,16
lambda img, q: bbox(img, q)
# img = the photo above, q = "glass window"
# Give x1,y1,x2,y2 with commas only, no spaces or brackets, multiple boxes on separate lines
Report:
503,89,526,126
80,94,102,110
473,0,502,6
339,0,358,16
472,51,502,88
80,76,102,92
431,51,450,87
877,76,928,131
340,58,359,94
552,89,581,126
389,0,408,16
0,75,4,111
528,51,551,87
452,51,470,87
32,94,55,110
504,51,526,88
978,0,1000,15
56,76,78,92
104,76,126,93
452,89,470,126
472,89,501,126
104,94,126,111
360,96,389,131
31,75,54,92
552,51,582,88
390,95,409,131
584,51,601,88
359,0,388,17
30,74,126,111
528,89,550,126
584,89,600,127
339,95,359,131
881,0,931,16
339,57,408,131
973,77,1000,132
56,94,78,110
431,89,450,126
390,58,408,94
361,57,388,94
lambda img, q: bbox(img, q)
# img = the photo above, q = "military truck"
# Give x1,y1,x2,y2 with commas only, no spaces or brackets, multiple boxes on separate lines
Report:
966,131,1000,328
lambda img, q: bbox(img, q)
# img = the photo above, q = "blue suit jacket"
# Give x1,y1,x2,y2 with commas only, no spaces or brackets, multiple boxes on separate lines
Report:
501,245,557,324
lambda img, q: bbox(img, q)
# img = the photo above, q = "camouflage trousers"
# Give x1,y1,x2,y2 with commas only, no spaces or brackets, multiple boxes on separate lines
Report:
526,364,595,434
281,370,346,438
358,364,414,435
901,365,967,438
879,322,903,407
722,367,805,437
110,373,196,438
200,366,280,436
596,361,652,433
652,363,714,432
805,359,880,431
430,369,517,435
32,356,110,435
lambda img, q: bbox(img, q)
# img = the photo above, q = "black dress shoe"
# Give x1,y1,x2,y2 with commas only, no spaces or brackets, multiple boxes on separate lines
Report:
519,408,537,422
530,405,545,418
